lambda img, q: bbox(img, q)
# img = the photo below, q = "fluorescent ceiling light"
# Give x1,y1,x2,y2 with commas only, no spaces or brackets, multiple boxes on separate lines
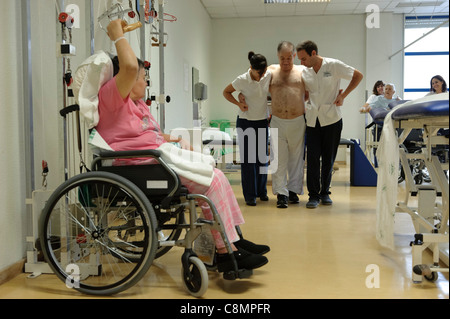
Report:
264,0,331,3
396,1,445,8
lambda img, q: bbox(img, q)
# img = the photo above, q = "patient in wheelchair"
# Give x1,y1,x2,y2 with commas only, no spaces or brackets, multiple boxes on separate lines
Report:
96,20,269,273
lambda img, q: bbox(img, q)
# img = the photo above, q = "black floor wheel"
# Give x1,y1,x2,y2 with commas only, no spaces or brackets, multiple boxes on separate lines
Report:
181,256,208,297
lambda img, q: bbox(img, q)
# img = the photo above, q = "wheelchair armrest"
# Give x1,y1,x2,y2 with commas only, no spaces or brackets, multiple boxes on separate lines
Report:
98,149,162,159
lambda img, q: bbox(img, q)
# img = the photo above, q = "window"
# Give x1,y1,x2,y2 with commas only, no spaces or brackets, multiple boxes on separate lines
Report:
403,15,449,100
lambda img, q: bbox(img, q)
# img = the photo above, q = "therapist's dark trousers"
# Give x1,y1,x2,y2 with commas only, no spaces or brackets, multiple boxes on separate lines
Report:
306,118,342,200
236,117,269,202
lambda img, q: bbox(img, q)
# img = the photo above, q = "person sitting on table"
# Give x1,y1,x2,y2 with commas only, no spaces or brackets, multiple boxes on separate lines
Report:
426,75,447,95
360,80,384,113
366,83,399,112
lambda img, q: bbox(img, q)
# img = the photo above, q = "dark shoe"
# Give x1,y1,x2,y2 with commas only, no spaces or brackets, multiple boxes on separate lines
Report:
288,191,299,204
276,194,288,208
320,194,333,205
246,199,256,206
217,250,268,272
306,198,319,209
259,195,269,201
234,239,270,255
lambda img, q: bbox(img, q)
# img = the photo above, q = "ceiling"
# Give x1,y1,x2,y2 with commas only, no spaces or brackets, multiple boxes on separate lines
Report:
200,0,450,19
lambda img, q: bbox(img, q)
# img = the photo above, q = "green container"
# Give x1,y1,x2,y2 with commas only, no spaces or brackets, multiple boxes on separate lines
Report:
210,119,230,132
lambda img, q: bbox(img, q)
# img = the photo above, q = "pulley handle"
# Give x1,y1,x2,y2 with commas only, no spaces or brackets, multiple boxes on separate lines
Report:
123,21,142,33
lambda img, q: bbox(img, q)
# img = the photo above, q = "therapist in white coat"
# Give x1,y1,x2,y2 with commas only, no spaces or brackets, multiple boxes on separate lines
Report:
223,52,271,206
296,40,363,209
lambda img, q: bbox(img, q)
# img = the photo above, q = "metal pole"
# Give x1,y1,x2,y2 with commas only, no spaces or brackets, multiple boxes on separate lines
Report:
158,0,165,132
389,19,449,60
138,0,146,61
21,0,35,192
88,0,94,55
58,0,70,181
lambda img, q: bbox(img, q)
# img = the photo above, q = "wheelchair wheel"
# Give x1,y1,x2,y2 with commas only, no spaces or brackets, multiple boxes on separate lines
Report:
181,256,208,297
398,165,405,183
39,171,158,295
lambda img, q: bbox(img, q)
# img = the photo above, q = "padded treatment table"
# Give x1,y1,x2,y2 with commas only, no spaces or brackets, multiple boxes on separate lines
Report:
391,99,449,120
390,97,449,283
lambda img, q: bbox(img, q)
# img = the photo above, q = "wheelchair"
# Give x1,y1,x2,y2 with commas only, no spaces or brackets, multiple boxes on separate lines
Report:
397,128,449,184
38,104,252,297
366,119,437,184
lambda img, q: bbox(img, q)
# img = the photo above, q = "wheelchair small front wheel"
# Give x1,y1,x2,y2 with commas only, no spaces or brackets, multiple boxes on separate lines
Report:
181,256,208,297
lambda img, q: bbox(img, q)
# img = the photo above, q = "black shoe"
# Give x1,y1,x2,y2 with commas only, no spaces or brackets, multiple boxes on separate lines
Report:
288,191,299,204
259,195,269,201
320,194,333,205
217,250,268,272
234,239,270,255
306,198,319,209
276,194,288,208
245,199,256,206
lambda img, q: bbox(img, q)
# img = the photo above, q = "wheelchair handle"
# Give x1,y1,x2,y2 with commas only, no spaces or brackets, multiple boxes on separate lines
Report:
59,104,80,118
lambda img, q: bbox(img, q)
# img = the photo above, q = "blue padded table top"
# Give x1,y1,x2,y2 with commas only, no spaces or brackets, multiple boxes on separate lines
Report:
388,100,409,109
369,107,390,122
391,99,449,121
368,100,410,122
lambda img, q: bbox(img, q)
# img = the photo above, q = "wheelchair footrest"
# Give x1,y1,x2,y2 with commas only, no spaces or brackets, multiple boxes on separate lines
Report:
222,268,253,280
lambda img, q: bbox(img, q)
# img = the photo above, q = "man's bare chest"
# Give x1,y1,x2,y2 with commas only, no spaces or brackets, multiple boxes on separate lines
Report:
270,71,302,90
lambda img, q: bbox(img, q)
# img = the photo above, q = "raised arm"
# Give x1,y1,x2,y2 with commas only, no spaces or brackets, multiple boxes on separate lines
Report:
107,19,139,99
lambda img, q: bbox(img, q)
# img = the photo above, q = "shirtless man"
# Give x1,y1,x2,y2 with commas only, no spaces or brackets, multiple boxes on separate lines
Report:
268,41,306,208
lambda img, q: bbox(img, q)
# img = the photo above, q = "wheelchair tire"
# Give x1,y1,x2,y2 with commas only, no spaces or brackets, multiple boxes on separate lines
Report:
398,165,405,183
181,256,208,298
39,171,158,295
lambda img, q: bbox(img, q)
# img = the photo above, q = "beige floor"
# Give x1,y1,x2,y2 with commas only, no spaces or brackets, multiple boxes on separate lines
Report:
0,164,448,299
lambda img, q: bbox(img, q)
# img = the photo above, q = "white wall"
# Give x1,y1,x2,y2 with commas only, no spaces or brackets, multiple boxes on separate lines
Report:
151,0,213,130
366,13,404,98
210,14,367,142
0,1,27,271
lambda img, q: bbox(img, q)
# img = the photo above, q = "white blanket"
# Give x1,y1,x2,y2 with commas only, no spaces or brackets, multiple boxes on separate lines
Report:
72,51,113,129
158,143,215,187
89,129,215,187
376,93,449,250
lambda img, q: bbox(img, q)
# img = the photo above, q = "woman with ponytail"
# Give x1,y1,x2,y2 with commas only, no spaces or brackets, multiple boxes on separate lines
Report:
223,52,271,206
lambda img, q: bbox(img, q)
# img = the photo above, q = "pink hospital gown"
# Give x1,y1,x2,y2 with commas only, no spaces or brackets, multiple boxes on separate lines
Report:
97,77,244,248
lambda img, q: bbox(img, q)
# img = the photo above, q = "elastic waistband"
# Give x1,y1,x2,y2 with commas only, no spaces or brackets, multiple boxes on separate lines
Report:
271,115,305,123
